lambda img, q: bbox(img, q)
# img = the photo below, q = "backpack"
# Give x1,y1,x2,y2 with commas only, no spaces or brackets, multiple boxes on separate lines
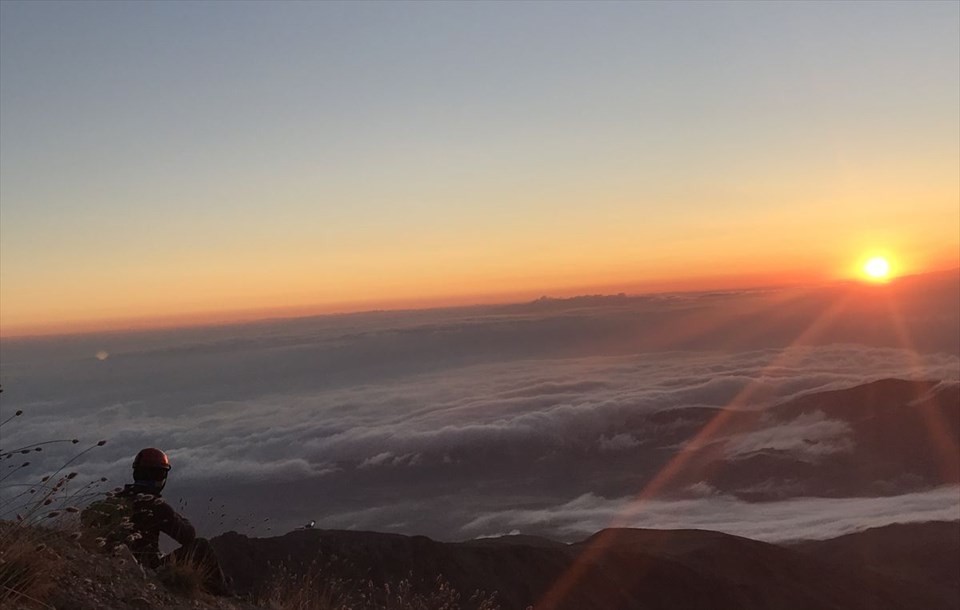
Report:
81,494,135,551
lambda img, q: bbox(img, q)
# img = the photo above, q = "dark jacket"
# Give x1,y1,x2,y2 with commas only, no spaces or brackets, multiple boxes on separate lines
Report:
83,484,195,568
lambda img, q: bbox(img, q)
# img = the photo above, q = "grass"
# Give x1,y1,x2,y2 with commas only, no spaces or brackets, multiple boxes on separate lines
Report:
259,559,501,610
360,576,501,610
157,548,208,599
260,560,350,610
0,394,110,608
0,523,62,609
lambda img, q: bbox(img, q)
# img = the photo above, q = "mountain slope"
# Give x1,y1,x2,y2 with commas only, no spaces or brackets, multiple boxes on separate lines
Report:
791,521,960,606
680,378,960,499
211,523,960,610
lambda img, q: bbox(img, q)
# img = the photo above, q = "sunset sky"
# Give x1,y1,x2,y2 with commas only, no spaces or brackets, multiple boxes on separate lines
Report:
1,1,958,336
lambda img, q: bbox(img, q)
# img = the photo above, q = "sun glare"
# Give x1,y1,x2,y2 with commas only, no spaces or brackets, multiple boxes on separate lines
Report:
863,256,891,282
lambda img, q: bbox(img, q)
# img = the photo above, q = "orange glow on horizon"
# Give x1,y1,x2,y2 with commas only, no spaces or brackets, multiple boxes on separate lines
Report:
1,253,955,339
0,266,834,339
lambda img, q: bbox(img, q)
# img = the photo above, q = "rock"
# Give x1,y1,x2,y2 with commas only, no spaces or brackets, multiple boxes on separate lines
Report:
127,596,151,610
114,545,146,579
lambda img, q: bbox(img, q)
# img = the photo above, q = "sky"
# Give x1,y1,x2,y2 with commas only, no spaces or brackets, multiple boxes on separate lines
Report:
1,1,958,335
1,271,958,541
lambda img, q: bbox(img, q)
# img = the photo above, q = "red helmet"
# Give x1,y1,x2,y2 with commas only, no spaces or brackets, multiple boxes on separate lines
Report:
133,448,171,471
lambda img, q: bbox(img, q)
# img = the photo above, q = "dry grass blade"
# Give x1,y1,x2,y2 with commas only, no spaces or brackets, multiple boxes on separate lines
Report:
0,406,112,608
156,544,220,600
0,524,63,609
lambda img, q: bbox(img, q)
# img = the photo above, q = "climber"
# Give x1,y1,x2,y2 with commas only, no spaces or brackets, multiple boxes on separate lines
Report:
82,447,232,596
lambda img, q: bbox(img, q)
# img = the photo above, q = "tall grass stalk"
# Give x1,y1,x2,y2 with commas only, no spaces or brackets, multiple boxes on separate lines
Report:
0,402,110,608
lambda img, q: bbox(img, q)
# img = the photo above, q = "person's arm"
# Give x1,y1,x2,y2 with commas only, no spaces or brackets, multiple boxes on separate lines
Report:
155,501,196,546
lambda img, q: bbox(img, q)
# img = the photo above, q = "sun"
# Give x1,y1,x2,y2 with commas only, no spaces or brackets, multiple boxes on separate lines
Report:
863,256,891,281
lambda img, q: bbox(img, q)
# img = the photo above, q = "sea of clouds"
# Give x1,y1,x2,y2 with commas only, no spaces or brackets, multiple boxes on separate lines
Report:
2,275,958,541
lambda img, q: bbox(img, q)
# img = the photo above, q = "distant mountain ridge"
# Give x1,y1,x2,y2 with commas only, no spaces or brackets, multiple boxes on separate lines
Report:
653,377,960,500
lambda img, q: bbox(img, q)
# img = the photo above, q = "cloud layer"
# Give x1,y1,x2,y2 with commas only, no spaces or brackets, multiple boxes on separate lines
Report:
458,486,960,543
2,278,958,540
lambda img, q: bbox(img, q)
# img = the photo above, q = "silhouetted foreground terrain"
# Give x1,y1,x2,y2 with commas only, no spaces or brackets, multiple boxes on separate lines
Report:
209,521,960,610
792,521,960,602
13,520,958,610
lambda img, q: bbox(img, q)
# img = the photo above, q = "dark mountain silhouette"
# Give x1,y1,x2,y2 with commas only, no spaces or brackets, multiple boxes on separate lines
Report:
211,522,960,610
792,521,960,604
656,378,960,499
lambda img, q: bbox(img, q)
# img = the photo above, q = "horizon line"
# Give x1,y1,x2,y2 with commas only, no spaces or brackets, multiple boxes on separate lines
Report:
2,267,957,341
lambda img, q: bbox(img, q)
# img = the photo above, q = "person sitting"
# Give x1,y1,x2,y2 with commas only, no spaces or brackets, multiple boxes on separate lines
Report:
82,447,231,596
